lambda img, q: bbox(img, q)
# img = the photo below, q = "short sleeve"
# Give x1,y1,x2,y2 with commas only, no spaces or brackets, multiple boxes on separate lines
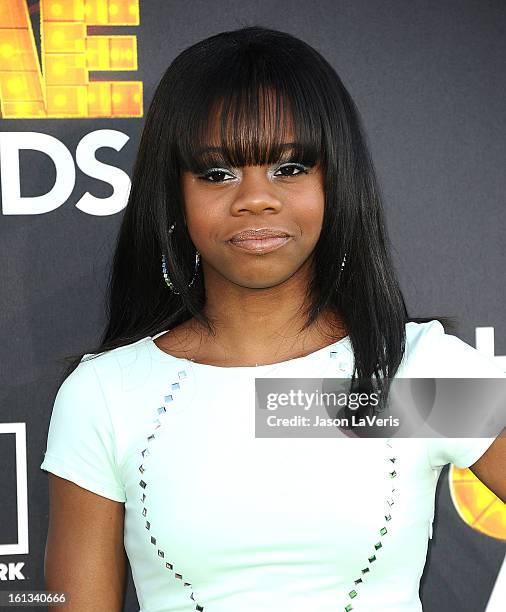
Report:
428,436,503,469
40,358,126,502
421,325,506,470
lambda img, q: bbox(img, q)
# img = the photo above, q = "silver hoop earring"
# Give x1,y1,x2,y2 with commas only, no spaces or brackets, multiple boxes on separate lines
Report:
161,222,200,294
341,252,347,270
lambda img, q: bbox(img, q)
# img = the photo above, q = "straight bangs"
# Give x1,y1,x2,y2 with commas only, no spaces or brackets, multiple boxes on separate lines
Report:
171,47,326,177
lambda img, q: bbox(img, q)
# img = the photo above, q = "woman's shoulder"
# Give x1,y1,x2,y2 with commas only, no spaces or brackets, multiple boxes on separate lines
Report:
64,335,166,399
401,319,505,378
78,335,151,372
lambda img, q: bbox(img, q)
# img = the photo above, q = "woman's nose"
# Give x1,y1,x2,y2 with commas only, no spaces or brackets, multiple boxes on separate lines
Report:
229,167,283,215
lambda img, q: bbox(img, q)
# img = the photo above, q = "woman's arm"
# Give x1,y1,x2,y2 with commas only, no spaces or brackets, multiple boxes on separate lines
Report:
44,474,127,611
469,433,506,503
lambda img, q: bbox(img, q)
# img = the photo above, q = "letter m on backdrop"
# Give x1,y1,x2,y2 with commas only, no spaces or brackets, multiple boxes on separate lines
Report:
0,0,142,118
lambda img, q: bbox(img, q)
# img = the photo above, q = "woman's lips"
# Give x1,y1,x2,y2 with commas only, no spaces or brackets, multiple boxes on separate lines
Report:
228,236,292,253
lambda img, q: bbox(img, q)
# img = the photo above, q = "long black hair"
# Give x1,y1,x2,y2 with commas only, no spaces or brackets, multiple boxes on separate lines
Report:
60,25,454,410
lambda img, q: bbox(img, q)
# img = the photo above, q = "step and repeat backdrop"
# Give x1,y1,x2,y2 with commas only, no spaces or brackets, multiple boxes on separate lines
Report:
0,1,504,610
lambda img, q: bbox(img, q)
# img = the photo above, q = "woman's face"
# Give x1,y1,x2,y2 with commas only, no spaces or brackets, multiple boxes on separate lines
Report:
180,143,325,290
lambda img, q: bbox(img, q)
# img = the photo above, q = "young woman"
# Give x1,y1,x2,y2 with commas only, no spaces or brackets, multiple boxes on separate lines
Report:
41,26,505,612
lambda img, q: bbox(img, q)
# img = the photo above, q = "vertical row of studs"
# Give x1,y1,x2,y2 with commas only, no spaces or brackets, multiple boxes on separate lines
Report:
342,438,400,611
138,369,205,611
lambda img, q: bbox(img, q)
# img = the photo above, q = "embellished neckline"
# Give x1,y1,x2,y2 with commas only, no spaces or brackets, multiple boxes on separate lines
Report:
146,331,351,371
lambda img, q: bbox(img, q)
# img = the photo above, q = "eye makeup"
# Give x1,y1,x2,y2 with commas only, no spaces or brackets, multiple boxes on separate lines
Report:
196,160,311,184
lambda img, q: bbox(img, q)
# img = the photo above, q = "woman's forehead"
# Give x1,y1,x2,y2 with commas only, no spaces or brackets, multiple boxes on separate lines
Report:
177,87,322,171
200,94,296,147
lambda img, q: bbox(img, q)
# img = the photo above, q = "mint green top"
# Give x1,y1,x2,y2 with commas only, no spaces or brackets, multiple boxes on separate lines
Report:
40,320,505,611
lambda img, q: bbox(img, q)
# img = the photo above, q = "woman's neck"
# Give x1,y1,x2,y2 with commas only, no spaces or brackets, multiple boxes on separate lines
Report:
157,304,346,368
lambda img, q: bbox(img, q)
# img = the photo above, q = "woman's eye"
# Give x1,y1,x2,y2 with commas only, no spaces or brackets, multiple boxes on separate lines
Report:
197,163,308,183
273,163,308,177
198,168,235,183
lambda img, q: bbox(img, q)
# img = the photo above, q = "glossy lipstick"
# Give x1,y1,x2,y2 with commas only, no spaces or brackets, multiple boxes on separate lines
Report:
228,228,293,254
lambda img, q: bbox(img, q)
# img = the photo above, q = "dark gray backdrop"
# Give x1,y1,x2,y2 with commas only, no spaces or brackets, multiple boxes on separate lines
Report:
0,1,505,610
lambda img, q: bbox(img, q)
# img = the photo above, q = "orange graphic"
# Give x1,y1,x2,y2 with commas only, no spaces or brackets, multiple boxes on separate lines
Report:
450,465,506,540
0,0,142,118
